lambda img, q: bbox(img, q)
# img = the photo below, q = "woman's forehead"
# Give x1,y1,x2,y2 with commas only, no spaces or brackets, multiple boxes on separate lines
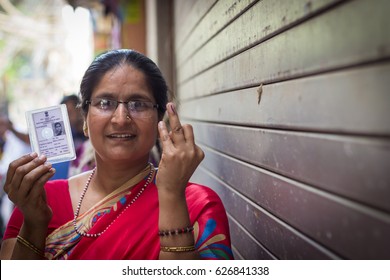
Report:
92,65,154,100
102,64,144,84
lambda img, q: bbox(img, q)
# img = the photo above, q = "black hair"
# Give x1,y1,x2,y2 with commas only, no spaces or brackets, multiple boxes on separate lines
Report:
79,49,167,120
61,94,80,105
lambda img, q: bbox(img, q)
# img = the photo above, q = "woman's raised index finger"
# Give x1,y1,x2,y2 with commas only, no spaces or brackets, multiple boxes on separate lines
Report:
166,103,182,132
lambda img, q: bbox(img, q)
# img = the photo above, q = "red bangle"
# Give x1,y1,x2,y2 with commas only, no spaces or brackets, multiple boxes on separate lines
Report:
158,226,194,237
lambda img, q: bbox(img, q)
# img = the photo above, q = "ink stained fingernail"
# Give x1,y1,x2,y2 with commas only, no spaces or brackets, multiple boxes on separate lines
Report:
170,104,177,115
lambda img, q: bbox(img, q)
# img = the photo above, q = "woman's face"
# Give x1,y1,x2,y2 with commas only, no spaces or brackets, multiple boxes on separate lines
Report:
86,64,158,165
54,123,62,135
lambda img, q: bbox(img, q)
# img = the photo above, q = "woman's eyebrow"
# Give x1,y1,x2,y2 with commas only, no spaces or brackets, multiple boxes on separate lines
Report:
93,92,153,102
126,93,153,102
94,92,115,99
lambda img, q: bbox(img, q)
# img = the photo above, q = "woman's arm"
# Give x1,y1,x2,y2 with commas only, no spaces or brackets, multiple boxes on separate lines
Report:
158,190,200,260
156,103,204,260
0,238,16,259
2,153,55,259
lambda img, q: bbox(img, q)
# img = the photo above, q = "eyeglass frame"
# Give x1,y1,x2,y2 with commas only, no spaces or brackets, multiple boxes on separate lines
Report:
85,98,159,119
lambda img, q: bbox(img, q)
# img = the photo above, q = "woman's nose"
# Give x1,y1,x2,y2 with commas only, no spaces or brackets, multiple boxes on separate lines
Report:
111,103,131,123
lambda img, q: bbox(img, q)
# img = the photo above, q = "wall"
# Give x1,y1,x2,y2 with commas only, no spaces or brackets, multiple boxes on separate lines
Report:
173,0,390,259
146,0,174,93
121,0,147,54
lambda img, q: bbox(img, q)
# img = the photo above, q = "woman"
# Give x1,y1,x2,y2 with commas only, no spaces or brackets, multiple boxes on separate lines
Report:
0,49,233,260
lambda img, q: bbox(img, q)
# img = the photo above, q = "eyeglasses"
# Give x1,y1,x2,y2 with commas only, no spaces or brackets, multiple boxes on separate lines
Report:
86,98,159,119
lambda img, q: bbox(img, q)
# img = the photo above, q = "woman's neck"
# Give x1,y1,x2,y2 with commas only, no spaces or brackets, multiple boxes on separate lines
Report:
92,157,151,195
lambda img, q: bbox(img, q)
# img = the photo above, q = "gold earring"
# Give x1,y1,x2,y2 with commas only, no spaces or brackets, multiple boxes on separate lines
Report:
83,122,88,136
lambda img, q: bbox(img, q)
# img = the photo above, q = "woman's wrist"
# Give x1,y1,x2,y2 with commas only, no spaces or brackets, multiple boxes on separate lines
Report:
22,215,51,230
20,223,48,238
157,185,186,200
13,224,48,260
157,183,198,259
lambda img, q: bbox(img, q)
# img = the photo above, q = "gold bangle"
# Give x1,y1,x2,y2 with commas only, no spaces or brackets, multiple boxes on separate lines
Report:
160,245,196,252
16,235,45,258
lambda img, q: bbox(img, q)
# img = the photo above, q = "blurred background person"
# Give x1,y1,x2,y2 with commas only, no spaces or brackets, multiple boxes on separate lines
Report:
63,94,96,177
0,115,30,240
60,94,86,149
50,94,89,180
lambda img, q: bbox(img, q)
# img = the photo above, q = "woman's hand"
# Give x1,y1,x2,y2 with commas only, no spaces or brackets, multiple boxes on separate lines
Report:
156,102,204,196
156,103,202,260
3,153,55,228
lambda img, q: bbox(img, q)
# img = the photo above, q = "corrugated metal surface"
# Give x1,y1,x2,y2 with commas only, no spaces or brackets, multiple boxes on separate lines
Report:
173,0,390,259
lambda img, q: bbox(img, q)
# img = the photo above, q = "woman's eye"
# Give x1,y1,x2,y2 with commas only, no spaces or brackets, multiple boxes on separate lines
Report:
133,101,143,108
100,99,113,109
132,101,147,110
